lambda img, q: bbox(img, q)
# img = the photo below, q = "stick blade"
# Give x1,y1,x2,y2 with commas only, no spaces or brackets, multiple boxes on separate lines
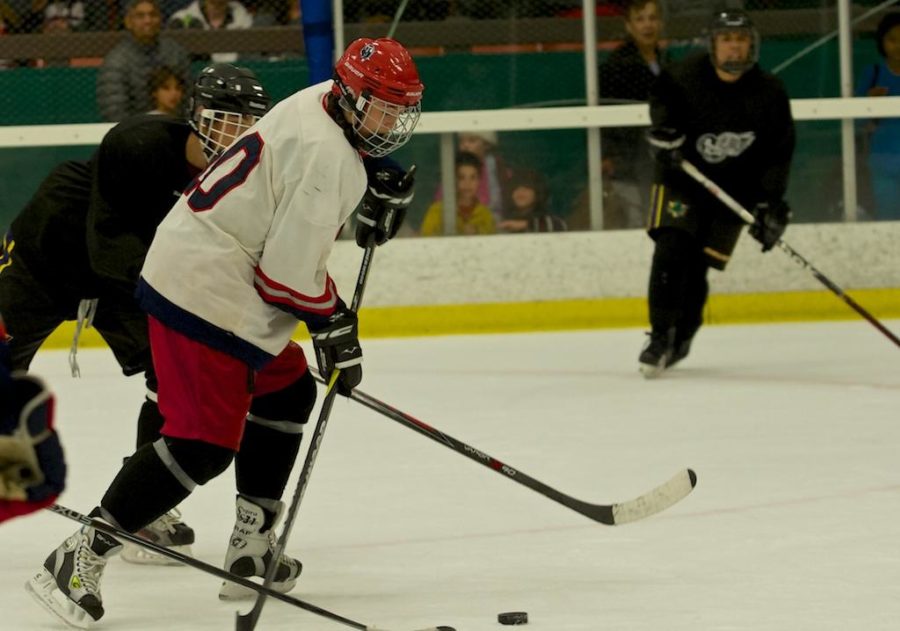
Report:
234,608,260,631
610,468,697,525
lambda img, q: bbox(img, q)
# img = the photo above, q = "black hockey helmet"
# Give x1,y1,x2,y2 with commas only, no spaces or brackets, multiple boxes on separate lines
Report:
188,63,272,160
707,9,759,75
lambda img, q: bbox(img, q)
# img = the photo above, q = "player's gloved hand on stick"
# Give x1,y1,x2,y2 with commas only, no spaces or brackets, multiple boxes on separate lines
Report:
309,307,362,396
0,373,65,509
356,157,416,247
749,199,791,252
646,127,685,169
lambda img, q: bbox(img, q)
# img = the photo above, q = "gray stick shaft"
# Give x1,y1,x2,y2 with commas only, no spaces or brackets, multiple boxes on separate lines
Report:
681,159,900,348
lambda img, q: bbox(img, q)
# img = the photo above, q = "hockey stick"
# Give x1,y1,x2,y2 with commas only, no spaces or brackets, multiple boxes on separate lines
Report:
308,368,697,526
236,236,379,631
681,159,900,349
387,0,410,38
44,504,449,631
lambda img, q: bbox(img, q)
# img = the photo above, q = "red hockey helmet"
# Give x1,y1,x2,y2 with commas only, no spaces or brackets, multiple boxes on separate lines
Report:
333,38,424,157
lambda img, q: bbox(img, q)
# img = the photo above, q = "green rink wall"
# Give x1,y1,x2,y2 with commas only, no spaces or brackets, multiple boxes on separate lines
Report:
0,36,884,232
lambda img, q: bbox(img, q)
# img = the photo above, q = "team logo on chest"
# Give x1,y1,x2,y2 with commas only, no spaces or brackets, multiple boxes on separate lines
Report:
696,131,755,164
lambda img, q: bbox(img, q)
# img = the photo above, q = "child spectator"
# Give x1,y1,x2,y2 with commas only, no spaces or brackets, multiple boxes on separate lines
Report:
421,152,496,236
498,169,567,233
456,130,510,220
148,65,185,115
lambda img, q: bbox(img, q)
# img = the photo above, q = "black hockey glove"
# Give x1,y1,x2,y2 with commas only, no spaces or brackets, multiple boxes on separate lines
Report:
749,199,791,252
309,308,362,396
356,158,416,247
646,127,686,169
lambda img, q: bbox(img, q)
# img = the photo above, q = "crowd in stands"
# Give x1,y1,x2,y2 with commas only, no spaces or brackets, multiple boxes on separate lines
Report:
0,0,293,33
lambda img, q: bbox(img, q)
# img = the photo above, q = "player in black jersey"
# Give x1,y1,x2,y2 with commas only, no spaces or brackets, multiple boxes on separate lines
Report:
639,10,796,377
0,63,271,556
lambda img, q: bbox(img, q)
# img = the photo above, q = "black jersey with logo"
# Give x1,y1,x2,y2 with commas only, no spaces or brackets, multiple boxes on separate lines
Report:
10,114,197,301
649,52,795,212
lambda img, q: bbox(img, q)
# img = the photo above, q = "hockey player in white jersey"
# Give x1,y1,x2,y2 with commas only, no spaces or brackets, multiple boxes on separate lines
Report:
26,37,422,627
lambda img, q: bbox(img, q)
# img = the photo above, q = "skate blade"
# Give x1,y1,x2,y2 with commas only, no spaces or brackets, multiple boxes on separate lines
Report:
25,568,94,630
218,577,297,601
121,542,192,566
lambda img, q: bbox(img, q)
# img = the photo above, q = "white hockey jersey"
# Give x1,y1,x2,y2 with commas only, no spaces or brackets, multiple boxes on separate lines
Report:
138,80,367,368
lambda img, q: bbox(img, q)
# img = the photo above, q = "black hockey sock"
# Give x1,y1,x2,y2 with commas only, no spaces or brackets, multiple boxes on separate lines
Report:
235,421,302,500
235,372,315,500
100,443,192,533
648,229,702,333
135,399,165,449
675,258,710,343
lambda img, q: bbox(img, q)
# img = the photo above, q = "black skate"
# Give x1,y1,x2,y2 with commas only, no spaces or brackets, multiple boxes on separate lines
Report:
218,495,302,600
667,336,694,369
25,526,122,629
121,507,195,565
638,329,675,378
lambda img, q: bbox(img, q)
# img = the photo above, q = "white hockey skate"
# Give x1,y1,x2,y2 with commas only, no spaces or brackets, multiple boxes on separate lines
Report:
25,526,122,629
121,507,195,565
218,495,302,600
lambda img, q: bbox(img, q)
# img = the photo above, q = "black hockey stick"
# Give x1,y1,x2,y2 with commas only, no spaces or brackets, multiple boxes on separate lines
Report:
236,235,379,631
44,504,449,631
681,159,900,348
309,368,697,526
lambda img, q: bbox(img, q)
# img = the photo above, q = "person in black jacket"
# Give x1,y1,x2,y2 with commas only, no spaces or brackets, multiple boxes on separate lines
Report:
0,63,271,556
97,0,191,121
598,0,666,226
639,9,795,377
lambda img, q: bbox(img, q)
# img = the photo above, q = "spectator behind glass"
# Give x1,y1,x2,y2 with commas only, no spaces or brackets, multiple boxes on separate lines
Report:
432,131,511,223
498,169,567,233
854,12,900,221
97,0,191,121
456,131,510,221
598,0,666,226
167,0,253,63
148,65,185,115
421,152,496,236
19,0,84,32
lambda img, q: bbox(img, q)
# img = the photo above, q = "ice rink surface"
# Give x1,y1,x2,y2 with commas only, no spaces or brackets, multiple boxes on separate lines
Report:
1,319,898,631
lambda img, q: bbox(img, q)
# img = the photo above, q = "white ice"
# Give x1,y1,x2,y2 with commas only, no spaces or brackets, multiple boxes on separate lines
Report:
1,320,898,631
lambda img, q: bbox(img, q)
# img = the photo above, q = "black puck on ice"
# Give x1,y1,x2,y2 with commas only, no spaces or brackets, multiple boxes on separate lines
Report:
498,611,528,625
436,627,456,631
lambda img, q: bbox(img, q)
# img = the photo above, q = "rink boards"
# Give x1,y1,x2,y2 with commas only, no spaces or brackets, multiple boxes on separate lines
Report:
43,221,900,346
